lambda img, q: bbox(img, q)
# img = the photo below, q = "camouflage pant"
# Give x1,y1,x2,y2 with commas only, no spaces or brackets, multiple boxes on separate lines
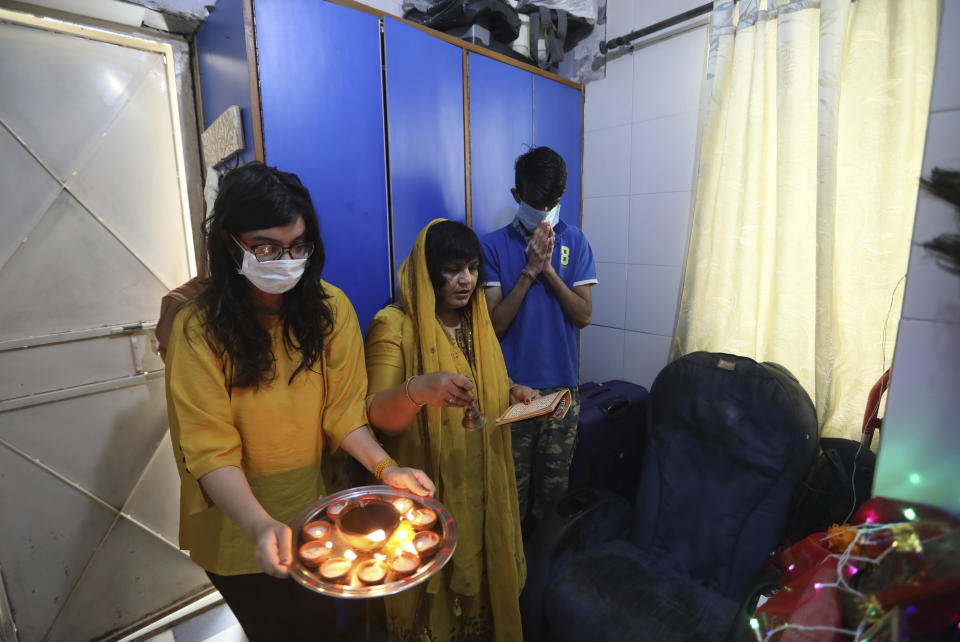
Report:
511,386,581,523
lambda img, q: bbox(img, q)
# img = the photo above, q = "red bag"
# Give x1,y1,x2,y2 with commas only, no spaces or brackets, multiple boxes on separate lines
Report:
753,497,960,640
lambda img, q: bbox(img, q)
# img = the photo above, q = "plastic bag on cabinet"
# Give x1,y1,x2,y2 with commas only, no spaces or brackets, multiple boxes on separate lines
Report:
401,0,521,44
516,0,598,23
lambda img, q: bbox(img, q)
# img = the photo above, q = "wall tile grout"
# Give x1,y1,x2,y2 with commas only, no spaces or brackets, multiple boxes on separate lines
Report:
580,20,707,385
588,322,673,338
899,314,960,328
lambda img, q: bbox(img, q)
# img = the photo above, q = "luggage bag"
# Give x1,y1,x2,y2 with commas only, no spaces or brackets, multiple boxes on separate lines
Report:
568,380,649,503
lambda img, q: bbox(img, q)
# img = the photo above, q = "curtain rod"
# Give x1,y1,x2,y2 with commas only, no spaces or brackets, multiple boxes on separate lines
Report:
599,0,854,55
599,2,712,54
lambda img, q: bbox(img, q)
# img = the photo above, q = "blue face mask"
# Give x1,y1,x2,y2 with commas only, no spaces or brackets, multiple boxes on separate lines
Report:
516,199,561,232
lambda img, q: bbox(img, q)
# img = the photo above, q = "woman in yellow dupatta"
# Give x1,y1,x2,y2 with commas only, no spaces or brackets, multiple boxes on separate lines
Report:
365,219,536,642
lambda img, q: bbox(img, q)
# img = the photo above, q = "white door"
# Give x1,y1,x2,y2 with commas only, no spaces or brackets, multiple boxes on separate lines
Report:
0,9,208,641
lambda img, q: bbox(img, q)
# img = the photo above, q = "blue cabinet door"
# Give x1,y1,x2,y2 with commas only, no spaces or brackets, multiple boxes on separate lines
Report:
196,0,257,165
255,0,390,332
384,18,465,282
534,76,582,228
468,53,533,238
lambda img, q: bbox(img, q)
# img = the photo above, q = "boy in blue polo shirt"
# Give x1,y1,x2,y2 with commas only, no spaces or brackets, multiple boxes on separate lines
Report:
481,146,597,534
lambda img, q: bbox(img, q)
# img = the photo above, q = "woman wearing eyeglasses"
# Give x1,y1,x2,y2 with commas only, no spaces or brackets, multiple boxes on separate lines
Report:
164,161,434,641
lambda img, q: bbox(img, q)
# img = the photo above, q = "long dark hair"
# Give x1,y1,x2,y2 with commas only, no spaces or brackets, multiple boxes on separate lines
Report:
424,220,485,304
194,161,334,389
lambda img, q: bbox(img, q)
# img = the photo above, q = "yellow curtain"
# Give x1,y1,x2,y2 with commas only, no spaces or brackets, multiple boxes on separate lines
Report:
674,0,939,439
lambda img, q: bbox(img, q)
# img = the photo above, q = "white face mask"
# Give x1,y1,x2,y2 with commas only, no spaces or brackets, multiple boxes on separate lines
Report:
233,237,307,294
516,199,561,232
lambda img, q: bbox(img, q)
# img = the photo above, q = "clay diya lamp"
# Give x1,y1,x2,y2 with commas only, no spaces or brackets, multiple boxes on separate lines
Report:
301,519,332,542
406,507,437,531
356,558,388,585
319,556,353,583
298,540,331,569
336,498,400,553
388,550,420,578
413,530,441,560
392,496,415,514
326,500,350,519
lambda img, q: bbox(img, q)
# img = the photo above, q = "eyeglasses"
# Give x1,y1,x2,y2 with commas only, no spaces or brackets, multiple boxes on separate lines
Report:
234,235,315,262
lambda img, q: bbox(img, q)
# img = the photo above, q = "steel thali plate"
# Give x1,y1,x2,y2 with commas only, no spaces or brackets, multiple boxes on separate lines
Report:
289,484,457,598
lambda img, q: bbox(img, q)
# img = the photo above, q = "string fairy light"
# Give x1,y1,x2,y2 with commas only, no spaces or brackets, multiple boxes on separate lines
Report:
751,623,860,641
752,516,957,640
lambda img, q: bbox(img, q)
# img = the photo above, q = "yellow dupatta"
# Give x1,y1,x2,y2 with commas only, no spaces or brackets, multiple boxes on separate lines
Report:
382,219,525,641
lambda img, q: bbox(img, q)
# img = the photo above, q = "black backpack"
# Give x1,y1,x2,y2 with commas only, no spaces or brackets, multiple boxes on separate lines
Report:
519,5,594,71
403,0,521,45
784,437,877,544
783,370,888,544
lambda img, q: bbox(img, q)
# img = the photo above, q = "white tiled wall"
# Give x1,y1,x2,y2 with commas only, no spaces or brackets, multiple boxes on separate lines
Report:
584,195,629,262
591,262,628,327
580,2,707,389
873,0,960,514
584,124,632,197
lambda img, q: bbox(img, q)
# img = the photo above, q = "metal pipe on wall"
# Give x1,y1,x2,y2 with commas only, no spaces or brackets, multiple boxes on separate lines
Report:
599,2,712,54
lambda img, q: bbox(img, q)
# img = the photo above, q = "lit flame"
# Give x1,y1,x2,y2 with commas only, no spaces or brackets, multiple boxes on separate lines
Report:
344,549,357,560
325,540,333,549
395,522,415,542
374,553,386,561
405,508,433,525
367,529,387,542
415,534,436,551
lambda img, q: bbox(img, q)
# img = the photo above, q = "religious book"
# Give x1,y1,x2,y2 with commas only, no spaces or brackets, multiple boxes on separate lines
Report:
496,388,572,425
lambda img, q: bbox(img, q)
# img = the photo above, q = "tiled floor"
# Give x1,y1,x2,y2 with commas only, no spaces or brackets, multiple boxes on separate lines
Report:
143,601,245,642
140,594,388,642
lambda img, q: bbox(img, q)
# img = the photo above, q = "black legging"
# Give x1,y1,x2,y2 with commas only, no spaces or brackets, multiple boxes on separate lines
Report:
206,571,340,641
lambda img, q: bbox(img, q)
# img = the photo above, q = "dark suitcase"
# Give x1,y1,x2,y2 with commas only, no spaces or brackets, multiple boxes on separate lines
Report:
568,380,649,503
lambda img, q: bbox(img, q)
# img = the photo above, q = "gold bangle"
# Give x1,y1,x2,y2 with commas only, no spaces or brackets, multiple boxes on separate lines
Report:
404,376,425,407
374,457,399,480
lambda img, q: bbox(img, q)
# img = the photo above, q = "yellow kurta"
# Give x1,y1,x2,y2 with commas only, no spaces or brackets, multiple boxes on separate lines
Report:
365,220,525,642
165,282,368,575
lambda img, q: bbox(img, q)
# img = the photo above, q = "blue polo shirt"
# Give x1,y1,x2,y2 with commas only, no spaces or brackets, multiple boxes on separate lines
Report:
481,220,597,388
